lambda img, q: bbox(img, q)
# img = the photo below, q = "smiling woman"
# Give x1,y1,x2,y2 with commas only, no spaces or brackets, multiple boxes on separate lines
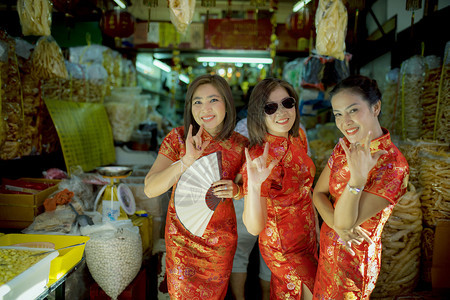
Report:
243,78,318,300
144,74,248,299
312,75,410,300
190,83,227,137
183,74,236,142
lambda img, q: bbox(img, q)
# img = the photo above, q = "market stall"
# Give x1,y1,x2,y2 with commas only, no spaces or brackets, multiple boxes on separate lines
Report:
0,0,449,299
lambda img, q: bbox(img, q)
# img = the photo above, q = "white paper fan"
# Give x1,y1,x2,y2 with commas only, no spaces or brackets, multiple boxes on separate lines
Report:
174,151,223,237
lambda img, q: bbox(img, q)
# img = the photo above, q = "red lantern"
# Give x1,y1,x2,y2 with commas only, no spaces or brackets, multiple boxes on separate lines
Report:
101,10,135,38
286,8,313,39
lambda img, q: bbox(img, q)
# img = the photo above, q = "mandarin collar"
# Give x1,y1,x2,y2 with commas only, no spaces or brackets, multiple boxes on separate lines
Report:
201,128,215,142
265,133,290,150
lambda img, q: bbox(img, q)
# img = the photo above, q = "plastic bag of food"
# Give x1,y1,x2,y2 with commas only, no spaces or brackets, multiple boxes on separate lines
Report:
373,183,422,297
58,174,95,211
398,55,425,140
17,0,52,36
31,36,68,80
168,0,196,35
282,58,305,92
69,44,109,65
301,55,328,91
0,32,24,159
396,139,449,187
23,204,77,234
84,221,143,300
104,99,136,143
315,0,347,60
380,68,399,133
419,149,450,228
421,55,442,140
436,44,450,142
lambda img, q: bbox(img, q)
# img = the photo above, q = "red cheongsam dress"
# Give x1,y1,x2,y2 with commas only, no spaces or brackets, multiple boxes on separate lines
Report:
313,129,409,300
243,130,318,299
159,126,248,299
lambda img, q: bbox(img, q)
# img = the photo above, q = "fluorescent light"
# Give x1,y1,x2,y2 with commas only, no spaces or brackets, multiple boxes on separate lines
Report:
179,74,189,84
153,59,171,73
293,0,311,12
197,57,273,64
113,0,126,9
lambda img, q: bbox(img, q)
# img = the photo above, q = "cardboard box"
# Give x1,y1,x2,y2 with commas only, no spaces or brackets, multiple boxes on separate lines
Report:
0,178,60,229
130,214,153,254
431,220,450,296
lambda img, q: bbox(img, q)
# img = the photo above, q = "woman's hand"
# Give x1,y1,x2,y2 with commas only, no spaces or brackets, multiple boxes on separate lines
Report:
334,225,374,256
340,131,387,187
182,124,211,167
245,142,278,186
212,180,236,199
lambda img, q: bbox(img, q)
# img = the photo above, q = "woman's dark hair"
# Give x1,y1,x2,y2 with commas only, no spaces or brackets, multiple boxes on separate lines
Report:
330,75,382,107
183,74,236,141
247,78,300,146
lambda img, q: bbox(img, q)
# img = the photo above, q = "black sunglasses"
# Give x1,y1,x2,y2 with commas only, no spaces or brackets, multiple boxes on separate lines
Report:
264,97,296,115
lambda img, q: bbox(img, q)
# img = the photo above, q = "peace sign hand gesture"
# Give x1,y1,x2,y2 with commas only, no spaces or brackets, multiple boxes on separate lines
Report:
340,131,387,186
183,125,211,167
245,143,279,186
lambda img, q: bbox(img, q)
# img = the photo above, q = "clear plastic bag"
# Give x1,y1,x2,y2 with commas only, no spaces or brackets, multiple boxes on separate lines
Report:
419,149,450,227
168,0,195,34
398,55,426,140
373,183,422,297
315,0,347,60
17,0,52,36
31,36,68,80
84,221,143,300
23,204,77,234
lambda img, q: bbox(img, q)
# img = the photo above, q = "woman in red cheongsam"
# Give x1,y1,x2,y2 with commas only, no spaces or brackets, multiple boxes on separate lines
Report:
313,75,409,300
144,75,248,299
243,78,318,300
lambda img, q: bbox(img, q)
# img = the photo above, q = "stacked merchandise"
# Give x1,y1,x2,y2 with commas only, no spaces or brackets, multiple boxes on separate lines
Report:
398,56,425,140
372,183,422,298
418,148,450,284
1,3,138,161
373,43,450,297
0,32,26,160
0,31,66,159
103,87,148,144
68,45,137,99
307,123,341,182
421,56,442,140
380,68,400,133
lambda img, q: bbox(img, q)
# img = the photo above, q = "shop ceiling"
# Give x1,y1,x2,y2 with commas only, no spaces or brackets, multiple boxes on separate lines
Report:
0,0,386,64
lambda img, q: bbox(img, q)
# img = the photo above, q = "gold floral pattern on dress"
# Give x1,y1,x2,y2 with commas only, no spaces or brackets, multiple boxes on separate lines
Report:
313,129,409,300
242,129,318,298
160,127,248,299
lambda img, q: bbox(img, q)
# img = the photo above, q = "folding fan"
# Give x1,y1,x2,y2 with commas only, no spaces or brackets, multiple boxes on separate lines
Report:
174,151,223,237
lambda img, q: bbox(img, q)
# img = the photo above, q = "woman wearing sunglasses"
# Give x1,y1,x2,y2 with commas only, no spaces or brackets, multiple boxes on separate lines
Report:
242,78,318,299
312,75,409,299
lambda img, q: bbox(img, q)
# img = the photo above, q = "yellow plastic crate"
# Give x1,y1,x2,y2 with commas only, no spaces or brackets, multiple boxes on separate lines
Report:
0,234,89,285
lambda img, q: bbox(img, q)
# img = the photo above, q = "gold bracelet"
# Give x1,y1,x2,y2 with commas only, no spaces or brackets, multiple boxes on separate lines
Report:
233,184,241,199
